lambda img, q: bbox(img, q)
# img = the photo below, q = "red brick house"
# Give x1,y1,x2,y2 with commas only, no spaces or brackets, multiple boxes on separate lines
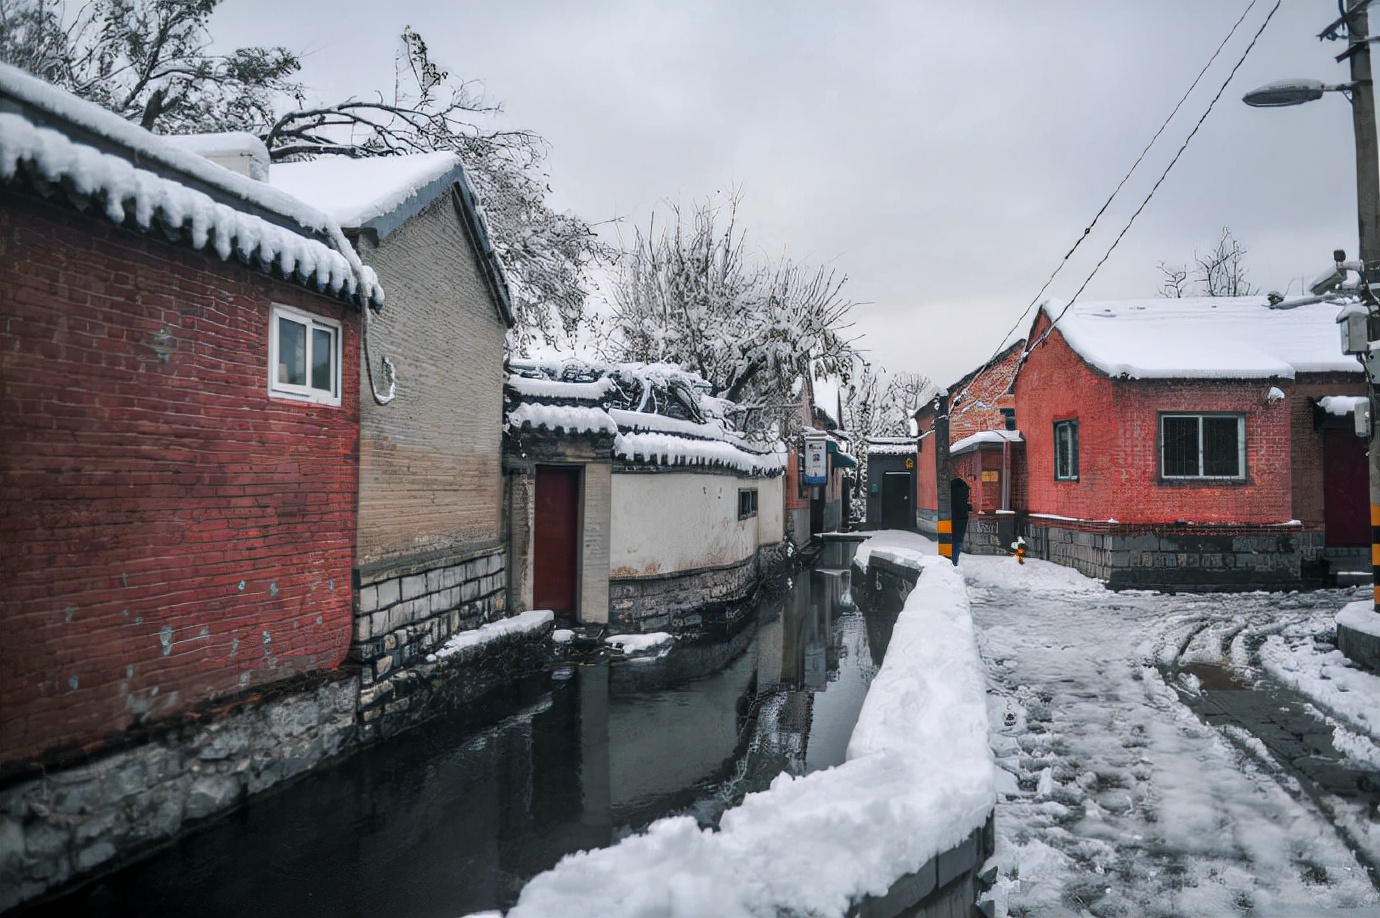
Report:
1013,296,1366,589
1,61,380,810
915,340,1025,552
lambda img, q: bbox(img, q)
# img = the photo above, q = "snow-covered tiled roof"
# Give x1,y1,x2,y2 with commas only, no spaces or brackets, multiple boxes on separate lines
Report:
1039,297,1360,380
0,62,382,307
270,152,462,232
505,360,785,477
951,429,1023,456
865,437,917,457
269,151,514,326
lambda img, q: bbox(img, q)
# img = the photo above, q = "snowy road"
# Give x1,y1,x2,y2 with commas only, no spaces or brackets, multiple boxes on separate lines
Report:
961,553,1380,917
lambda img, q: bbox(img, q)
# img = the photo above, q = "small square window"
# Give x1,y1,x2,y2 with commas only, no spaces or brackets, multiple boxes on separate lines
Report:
738,488,759,520
1054,419,1079,481
269,304,341,406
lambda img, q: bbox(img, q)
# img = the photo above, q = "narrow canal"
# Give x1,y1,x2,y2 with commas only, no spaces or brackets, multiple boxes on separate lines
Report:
24,543,891,918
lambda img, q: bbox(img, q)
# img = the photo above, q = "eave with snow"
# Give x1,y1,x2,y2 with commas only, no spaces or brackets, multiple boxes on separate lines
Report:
0,62,383,309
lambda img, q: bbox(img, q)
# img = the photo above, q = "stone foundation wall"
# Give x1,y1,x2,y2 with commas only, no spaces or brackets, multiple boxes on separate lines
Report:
0,675,358,912
609,542,791,634
1025,522,1325,591
353,546,518,738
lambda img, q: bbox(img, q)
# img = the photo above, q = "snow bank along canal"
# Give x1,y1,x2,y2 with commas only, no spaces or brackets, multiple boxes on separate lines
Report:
21,538,996,917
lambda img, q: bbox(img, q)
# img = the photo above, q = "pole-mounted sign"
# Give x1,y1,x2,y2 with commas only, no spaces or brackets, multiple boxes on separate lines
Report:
803,438,828,485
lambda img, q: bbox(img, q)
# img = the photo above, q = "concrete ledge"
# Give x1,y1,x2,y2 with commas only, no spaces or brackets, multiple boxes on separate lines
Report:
1338,601,1380,672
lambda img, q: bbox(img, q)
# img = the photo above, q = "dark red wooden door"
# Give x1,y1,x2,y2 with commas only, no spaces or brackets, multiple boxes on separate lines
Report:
1323,429,1369,547
534,466,581,614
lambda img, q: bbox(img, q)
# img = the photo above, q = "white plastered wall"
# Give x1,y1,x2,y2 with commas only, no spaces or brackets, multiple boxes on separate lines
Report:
610,472,784,577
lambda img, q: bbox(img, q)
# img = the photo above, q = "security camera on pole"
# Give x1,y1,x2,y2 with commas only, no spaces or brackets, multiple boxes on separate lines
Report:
1245,0,1380,614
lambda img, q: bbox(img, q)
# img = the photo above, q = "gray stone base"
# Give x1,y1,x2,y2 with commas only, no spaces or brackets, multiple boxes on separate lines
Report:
0,675,358,912
353,546,521,737
1338,617,1380,672
1024,521,1326,592
608,542,792,634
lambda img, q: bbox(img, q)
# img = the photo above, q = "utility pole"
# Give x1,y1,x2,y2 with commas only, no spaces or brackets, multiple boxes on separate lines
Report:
1344,0,1380,613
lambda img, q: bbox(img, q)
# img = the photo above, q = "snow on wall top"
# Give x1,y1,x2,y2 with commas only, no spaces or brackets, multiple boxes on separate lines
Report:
0,112,379,304
505,359,784,476
1039,297,1360,380
0,62,382,306
269,152,462,230
1319,395,1367,417
950,428,1023,455
865,437,918,457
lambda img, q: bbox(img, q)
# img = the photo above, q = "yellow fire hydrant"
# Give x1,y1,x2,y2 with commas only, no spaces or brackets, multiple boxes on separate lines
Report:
1010,536,1026,565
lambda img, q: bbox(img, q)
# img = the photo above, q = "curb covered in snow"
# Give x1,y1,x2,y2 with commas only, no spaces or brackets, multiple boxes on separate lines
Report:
502,540,997,917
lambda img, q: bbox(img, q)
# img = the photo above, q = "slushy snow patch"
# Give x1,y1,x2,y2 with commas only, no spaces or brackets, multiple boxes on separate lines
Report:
427,610,553,663
509,535,994,917
604,632,674,655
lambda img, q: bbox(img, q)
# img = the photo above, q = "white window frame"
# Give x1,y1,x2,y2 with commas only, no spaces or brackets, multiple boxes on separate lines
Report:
738,487,759,520
268,303,342,407
1054,419,1079,481
1159,413,1246,480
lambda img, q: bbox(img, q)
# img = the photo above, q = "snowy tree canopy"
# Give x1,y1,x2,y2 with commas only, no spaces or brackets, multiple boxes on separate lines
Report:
1157,226,1257,299
0,0,606,351
601,192,861,440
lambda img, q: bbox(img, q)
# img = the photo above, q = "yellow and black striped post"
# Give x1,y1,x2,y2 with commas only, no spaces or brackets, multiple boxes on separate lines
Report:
1372,503,1380,612
934,392,952,559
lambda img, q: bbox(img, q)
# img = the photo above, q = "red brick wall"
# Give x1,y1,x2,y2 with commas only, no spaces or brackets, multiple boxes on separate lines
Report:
1289,375,1366,527
949,344,1021,443
1,194,361,766
1016,317,1293,524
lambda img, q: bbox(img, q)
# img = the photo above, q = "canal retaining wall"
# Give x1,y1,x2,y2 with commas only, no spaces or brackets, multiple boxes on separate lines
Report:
507,538,997,918
0,674,359,912
607,541,794,635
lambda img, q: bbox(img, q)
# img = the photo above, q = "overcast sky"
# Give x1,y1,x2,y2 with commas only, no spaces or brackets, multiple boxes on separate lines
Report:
214,0,1365,387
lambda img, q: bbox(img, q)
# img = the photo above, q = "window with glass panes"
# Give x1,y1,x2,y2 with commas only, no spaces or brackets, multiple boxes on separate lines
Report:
1054,419,1079,481
269,304,341,406
1159,413,1245,479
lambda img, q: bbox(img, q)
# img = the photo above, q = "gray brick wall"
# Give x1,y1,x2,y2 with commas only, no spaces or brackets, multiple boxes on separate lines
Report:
355,193,508,569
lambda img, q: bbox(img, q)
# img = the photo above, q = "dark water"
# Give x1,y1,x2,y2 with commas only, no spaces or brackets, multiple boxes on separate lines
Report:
24,546,889,918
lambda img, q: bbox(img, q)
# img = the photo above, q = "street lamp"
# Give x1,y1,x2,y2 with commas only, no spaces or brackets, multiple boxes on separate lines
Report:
1242,78,1356,107
1243,0,1380,618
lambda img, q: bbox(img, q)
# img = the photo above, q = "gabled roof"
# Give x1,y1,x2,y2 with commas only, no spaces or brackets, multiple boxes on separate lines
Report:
0,63,383,308
1034,296,1360,380
271,153,514,327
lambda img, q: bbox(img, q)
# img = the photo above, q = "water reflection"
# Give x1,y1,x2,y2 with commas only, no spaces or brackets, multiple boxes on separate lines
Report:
27,545,891,918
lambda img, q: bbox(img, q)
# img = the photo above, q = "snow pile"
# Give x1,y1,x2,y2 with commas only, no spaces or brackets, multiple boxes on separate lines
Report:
509,535,995,918
1319,395,1367,418
270,152,461,228
426,610,553,663
950,428,1023,455
0,112,381,305
1040,297,1360,379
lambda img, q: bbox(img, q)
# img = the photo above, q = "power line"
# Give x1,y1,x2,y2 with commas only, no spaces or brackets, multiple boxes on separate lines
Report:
1028,0,1282,354
946,0,1267,412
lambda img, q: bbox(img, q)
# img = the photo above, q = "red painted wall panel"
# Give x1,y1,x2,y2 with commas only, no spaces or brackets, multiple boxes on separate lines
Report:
1,195,361,766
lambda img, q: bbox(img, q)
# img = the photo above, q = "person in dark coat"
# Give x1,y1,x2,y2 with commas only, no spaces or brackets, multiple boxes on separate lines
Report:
950,477,973,565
